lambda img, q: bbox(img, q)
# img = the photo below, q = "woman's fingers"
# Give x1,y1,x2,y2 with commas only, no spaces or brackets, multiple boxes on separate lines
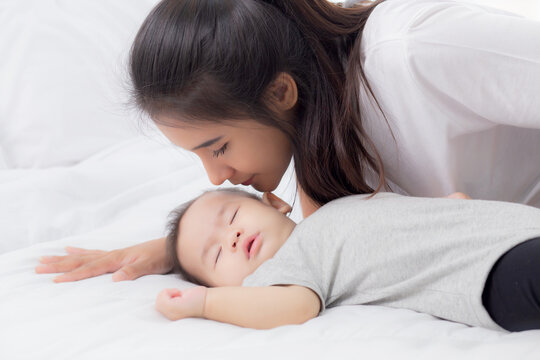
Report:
35,257,85,274
38,255,67,264
37,248,105,271
111,262,146,282
53,257,120,283
65,246,106,255
36,250,122,282
53,265,101,283
36,238,171,283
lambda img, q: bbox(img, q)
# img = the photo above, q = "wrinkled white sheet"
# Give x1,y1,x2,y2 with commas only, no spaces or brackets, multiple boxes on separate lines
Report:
1,137,540,360
0,0,159,168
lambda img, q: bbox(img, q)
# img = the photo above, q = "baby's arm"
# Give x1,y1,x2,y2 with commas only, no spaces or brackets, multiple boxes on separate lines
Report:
156,285,320,329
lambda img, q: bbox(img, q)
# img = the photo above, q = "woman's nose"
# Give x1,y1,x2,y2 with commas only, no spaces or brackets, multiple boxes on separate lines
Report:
203,160,234,186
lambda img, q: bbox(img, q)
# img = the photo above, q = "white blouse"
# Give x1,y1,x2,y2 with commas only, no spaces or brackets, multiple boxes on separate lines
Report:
358,0,540,207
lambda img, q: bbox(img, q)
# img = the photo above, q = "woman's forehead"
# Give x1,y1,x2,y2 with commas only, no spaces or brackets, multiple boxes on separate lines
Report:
157,122,237,151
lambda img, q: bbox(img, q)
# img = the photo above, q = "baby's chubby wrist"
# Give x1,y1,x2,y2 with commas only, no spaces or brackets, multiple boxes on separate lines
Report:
197,286,208,318
183,285,207,318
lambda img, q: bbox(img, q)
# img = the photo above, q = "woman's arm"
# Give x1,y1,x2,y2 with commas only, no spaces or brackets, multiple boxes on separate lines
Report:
405,3,540,129
35,237,172,282
156,285,321,329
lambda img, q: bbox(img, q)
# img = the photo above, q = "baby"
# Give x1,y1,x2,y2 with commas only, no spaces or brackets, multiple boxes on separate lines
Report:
156,188,540,331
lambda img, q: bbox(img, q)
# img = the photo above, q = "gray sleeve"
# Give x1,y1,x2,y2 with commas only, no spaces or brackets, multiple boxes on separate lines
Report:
242,256,327,313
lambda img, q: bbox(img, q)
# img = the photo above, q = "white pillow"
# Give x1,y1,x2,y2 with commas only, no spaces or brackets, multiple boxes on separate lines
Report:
0,145,8,170
0,0,160,168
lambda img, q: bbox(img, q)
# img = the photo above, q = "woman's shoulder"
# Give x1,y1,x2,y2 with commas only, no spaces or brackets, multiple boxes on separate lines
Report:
361,0,513,53
362,0,434,42
361,0,443,50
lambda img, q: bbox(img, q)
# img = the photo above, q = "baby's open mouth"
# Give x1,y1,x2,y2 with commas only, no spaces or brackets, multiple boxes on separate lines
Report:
243,233,261,259
247,238,255,254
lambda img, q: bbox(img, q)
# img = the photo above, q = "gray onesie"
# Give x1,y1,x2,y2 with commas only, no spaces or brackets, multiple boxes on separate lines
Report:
242,193,540,330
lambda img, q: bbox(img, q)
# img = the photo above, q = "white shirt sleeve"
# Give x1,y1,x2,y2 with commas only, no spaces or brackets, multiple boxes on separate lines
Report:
360,0,540,205
403,1,540,129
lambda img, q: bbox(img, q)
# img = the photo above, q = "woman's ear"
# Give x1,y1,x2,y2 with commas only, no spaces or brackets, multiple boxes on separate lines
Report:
262,192,292,215
266,72,298,112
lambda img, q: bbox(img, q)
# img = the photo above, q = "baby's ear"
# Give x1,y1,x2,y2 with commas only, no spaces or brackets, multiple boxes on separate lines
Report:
262,192,292,215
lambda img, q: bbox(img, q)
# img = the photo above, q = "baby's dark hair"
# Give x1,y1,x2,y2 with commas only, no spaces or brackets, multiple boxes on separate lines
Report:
165,188,260,286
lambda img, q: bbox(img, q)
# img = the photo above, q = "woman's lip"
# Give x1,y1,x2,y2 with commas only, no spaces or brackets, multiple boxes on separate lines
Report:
242,176,255,186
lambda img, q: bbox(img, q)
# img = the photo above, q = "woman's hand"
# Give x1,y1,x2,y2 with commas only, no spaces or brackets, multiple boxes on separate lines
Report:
445,192,471,200
35,238,172,282
155,287,207,321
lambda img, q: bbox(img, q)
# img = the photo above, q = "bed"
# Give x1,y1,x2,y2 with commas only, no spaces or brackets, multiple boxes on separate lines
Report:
1,0,540,359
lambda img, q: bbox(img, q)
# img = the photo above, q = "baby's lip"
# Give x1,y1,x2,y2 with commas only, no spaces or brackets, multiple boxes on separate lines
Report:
242,232,260,259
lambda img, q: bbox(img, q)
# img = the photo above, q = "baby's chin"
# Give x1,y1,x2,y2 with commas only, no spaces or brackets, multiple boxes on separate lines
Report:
215,271,258,287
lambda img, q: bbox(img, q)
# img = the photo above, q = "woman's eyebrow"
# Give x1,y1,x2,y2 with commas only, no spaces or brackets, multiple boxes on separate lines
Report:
191,136,223,151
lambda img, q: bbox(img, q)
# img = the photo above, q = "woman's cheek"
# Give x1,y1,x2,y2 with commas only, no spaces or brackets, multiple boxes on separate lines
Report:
232,151,261,173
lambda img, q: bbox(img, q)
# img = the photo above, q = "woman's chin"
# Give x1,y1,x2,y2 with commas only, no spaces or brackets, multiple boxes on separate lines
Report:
250,179,278,193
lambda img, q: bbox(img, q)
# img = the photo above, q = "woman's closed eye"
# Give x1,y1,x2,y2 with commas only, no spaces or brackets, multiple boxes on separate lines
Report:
212,142,228,158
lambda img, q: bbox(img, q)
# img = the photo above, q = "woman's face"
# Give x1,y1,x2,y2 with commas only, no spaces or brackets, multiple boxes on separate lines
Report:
156,117,293,192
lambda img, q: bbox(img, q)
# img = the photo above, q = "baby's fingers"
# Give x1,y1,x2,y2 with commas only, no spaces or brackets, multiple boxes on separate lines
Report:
156,288,182,302
156,289,185,320
165,288,182,298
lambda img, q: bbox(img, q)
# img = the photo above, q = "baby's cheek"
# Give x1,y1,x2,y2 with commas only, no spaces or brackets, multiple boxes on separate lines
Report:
217,269,245,287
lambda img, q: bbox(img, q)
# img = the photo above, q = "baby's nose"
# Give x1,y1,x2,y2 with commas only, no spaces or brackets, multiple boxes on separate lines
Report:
229,231,241,250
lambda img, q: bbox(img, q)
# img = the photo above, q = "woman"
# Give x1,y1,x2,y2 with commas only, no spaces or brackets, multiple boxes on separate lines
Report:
36,0,540,282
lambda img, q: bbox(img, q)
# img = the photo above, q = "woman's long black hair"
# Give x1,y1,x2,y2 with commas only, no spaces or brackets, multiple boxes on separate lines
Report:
130,0,386,206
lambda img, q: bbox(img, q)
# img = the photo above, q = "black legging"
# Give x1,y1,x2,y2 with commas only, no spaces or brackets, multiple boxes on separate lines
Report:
482,237,540,331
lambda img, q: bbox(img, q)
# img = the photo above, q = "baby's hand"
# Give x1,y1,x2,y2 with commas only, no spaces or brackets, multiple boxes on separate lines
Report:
155,287,207,321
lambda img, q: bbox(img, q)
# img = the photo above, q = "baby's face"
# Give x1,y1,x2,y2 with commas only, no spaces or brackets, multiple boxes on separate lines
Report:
177,191,296,287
